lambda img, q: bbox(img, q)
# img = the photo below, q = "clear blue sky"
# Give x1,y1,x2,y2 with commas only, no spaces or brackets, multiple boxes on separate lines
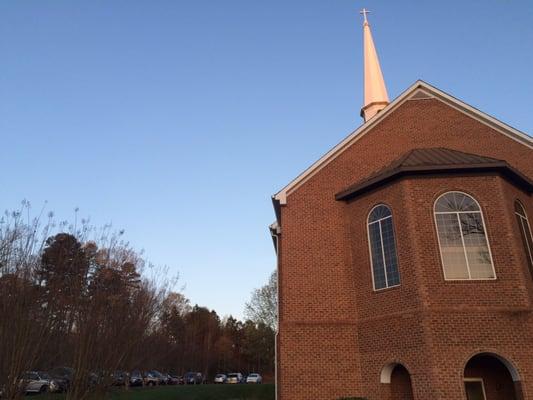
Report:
1,1,532,318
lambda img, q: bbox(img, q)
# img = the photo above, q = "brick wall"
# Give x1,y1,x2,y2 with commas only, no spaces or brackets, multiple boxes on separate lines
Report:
277,97,533,400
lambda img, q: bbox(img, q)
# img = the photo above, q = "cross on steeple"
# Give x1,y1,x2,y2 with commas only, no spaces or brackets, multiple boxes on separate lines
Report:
360,8,370,24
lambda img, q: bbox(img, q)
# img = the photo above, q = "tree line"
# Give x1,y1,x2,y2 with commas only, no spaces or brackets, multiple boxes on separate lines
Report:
0,203,275,400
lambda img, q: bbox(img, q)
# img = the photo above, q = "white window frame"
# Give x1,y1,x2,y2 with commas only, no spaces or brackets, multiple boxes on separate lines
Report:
464,377,487,400
515,200,533,268
367,204,401,291
434,191,496,281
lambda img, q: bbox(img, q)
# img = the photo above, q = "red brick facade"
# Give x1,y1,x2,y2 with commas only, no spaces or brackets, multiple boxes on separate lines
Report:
274,90,533,400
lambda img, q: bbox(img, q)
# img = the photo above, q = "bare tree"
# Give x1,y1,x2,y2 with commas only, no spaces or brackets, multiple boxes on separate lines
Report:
0,204,55,399
244,271,278,331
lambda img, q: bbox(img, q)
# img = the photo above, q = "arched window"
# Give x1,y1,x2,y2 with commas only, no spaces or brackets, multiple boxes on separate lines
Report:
434,192,495,280
515,200,533,274
367,205,400,290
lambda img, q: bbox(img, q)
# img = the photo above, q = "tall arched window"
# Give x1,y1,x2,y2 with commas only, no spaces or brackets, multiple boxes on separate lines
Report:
367,205,400,290
434,192,495,280
515,200,533,274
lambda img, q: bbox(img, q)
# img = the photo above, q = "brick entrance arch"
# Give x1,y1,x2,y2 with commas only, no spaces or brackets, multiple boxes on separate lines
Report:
464,353,523,400
381,363,414,400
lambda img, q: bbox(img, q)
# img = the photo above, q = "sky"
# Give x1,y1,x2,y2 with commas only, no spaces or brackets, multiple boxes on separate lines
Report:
1,0,532,319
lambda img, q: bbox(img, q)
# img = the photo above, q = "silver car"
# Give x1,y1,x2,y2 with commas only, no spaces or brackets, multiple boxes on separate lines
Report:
20,371,59,394
214,374,227,384
246,373,263,384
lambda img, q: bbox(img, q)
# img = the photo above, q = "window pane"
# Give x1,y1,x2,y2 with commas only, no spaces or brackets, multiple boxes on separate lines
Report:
515,201,526,217
435,192,480,213
381,217,400,286
369,222,386,289
368,205,392,223
436,213,469,279
518,215,533,272
460,213,494,279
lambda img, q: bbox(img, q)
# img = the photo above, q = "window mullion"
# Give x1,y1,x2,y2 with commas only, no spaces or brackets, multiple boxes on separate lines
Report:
370,215,392,224
520,218,533,266
456,212,471,279
378,220,388,288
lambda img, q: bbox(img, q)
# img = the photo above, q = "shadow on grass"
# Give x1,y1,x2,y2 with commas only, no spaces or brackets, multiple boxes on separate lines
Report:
38,384,275,400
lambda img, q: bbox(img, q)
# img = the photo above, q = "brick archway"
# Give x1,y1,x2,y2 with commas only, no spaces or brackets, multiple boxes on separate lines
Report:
464,353,523,400
381,363,414,400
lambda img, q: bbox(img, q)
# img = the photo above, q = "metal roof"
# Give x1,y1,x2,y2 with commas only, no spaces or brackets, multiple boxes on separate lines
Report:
335,147,533,201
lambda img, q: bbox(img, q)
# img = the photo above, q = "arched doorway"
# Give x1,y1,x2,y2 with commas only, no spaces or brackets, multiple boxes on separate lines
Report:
464,353,523,400
381,363,414,400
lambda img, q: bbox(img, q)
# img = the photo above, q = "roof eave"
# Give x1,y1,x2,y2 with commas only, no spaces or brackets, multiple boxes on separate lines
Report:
335,163,533,202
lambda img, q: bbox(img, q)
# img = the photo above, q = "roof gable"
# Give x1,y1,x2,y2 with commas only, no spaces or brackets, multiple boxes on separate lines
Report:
274,81,533,205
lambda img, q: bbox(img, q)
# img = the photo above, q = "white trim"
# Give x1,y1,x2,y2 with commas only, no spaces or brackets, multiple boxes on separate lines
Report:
436,211,483,215
274,238,279,400
464,378,487,400
515,201,533,268
367,204,400,291
380,362,412,385
380,363,401,384
273,80,533,205
368,215,392,225
378,221,389,288
434,191,497,281
456,212,473,280
517,216,533,267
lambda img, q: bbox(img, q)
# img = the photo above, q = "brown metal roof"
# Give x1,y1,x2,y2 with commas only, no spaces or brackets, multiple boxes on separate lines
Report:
335,148,533,201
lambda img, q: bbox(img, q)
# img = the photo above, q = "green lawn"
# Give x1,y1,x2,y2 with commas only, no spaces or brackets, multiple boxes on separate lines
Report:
44,384,275,400
111,385,274,400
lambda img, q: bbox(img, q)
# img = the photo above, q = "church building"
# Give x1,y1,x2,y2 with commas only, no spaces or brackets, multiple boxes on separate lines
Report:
271,11,533,400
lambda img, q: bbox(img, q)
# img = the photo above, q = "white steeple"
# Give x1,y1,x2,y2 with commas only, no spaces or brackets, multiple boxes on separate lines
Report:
360,9,389,122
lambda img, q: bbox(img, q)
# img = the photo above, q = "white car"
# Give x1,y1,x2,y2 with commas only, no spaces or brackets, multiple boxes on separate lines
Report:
246,373,263,384
214,374,227,384
20,371,59,394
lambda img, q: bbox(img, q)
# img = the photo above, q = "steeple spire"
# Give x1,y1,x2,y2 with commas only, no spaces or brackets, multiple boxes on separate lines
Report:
360,9,389,121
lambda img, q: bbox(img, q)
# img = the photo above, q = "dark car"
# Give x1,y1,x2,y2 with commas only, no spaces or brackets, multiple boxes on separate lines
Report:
130,370,143,387
143,371,161,386
184,372,203,385
88,372,100,387
152,370,168,385
48,367,74,392
166,374,180,385
112,371,128,386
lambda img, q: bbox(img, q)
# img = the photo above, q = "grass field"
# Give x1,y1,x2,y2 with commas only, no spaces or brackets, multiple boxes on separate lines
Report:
44,384,275,400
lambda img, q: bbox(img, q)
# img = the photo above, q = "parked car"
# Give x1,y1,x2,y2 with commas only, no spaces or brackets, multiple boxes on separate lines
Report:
130,370,143,387
214,373,227,384
246,373,262,384
143,371,161,386
152,370,168,385
226,373,244,384
20,371,60,394
112,371,129,386
184,372,203,384
88,372,100,387
166,374,180,385
48,366,73,392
